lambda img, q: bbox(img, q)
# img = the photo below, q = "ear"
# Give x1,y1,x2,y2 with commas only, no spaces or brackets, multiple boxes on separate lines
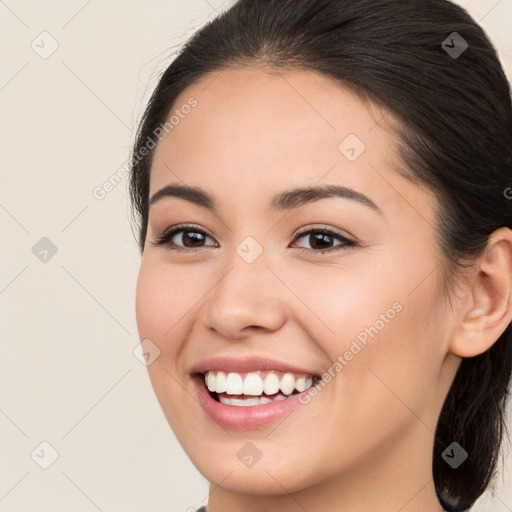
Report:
448,227,512,358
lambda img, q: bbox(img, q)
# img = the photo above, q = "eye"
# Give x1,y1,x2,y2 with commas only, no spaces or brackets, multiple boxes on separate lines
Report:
290,226,357,254
150,224,357,255
150,224,217,253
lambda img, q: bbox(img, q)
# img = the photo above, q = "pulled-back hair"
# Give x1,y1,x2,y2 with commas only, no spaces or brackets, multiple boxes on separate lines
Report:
129,1,512,509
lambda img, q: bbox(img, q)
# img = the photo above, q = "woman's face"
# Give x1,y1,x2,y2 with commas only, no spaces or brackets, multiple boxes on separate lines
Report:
135,67,459,496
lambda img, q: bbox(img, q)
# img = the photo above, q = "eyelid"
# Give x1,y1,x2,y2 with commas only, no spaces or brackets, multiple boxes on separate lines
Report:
292,224,355,241
289,225,357,253
151,223,216,249
151,222,357,253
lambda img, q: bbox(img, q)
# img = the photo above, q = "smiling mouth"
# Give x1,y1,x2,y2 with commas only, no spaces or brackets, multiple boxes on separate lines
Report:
201,370,322,406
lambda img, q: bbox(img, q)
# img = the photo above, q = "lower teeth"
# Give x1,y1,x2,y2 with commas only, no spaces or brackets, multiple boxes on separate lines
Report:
214,391,292,406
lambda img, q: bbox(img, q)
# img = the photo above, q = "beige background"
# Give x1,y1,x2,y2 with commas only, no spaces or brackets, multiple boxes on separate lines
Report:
1,0,511,510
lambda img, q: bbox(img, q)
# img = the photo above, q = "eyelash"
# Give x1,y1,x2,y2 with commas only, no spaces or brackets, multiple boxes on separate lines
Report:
151,223,357,255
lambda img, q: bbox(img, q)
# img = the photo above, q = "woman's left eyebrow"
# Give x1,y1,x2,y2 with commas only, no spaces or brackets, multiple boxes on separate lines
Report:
149,182,384,216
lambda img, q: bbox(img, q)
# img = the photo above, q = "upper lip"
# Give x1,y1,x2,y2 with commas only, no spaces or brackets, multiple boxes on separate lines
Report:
189,356,321,376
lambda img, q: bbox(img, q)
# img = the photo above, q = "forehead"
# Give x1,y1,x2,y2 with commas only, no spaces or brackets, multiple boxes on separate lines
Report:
149,66,432,221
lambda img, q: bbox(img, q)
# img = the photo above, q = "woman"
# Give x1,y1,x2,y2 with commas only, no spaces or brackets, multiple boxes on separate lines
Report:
129,0,512,510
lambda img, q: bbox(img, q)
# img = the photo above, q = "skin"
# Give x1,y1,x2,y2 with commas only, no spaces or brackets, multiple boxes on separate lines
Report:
135,66,512,512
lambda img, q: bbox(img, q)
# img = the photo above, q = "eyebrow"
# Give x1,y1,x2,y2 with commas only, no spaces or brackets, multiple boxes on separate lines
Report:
148,183,383,215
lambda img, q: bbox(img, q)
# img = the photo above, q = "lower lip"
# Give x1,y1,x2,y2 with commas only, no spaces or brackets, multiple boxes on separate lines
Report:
192,375,311,430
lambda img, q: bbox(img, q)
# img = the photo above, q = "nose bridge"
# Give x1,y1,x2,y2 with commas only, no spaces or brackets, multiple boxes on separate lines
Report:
200,237,287,337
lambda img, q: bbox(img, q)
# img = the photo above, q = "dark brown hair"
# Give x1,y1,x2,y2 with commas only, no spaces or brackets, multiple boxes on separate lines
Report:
128,1,512,509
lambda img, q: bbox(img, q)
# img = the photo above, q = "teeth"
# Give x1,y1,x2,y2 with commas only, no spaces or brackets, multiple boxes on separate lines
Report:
263,373,280,395
280,373,296,395
206,372,215,392
243,372,264,395
216,371,227,393
204,370,317,396
225,372,243,394
218,393,288,406
295,376,307,392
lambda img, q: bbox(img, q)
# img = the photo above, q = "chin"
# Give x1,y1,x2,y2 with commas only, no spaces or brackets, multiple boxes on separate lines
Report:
187,447,329,496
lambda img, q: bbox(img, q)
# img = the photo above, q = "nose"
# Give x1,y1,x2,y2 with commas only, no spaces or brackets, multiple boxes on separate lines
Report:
199,249,288,340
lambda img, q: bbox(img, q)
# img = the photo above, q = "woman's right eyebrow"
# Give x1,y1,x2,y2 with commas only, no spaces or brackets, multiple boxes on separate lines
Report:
149,183,215,210
148,182,384,217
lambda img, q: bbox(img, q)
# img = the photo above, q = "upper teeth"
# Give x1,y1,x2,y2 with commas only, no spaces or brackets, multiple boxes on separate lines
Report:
204,370,315,396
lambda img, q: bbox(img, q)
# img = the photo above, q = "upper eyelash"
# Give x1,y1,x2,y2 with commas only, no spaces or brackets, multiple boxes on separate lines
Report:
151,225,212,252
293,227,356,253
150,224,357,254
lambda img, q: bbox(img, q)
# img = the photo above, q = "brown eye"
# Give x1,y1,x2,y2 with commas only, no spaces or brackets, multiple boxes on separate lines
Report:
151,225,217,252
151,224,357,255
291,227,356,254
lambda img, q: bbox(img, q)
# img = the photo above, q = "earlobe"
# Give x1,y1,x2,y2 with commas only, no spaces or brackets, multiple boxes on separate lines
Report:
449,228,512,358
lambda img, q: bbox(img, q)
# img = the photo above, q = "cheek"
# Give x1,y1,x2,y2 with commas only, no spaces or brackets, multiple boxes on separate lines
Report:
296,250,442,365
135,258,195,343
134,260,193,404
134,260,196,435
296,262,442,430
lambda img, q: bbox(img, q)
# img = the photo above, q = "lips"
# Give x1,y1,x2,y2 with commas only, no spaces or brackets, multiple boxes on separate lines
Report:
192,374,315,429
189,356,323,429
